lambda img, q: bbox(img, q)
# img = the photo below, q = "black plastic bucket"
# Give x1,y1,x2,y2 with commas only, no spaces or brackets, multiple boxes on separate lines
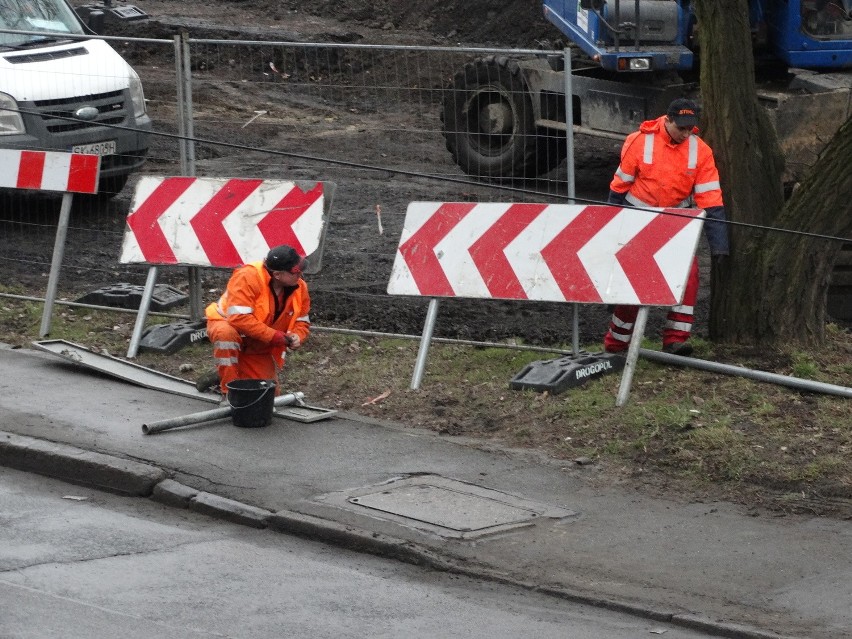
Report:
225,379,276,428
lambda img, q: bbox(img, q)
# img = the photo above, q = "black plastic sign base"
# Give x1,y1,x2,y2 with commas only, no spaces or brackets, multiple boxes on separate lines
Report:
139,320,208,355
76,283,187,311
510,351,625,395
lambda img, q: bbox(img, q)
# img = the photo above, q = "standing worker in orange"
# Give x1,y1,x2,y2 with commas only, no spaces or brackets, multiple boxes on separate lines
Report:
205,244,311,396
603,98,729,357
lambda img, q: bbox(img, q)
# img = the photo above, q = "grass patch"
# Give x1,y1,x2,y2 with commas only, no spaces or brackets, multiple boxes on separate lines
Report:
3,295,852,518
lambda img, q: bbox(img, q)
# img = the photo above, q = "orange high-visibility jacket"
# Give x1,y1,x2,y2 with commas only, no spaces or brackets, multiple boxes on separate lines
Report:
205,261,310,357
609,115,723,210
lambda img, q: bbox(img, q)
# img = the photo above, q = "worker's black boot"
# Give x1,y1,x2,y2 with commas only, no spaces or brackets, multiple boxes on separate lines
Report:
195,369,220,392
662,342,693,357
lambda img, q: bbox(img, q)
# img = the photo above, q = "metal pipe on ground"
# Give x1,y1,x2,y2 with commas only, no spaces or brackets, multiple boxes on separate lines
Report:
640,349,852,399
142,392,305,435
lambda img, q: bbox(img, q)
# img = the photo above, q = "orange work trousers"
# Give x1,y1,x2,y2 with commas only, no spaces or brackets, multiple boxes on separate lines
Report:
207,320,284,394
603,256,699,352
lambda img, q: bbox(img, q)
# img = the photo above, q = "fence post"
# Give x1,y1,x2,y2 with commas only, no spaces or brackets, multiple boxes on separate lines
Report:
176,32,197,177
562,48,582,356
175,32,204,320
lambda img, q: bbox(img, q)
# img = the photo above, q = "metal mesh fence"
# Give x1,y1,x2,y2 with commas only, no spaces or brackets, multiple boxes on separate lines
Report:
1,30,601,342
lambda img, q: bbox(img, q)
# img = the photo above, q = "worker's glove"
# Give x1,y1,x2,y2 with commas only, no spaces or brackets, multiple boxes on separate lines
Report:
704,206,730,255
607,190,628,206
286,333,301,349
270,331,289,347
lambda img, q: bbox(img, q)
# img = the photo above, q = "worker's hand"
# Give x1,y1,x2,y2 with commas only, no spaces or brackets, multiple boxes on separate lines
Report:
285,332,301,349
270,331,289,347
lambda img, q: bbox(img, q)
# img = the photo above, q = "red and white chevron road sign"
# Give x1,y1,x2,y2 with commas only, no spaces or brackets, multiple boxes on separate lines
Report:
388,202,706,306
120,176,326,267
0,149,100,194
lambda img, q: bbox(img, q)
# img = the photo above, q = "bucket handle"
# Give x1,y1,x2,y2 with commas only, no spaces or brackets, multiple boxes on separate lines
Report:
227,384,275,411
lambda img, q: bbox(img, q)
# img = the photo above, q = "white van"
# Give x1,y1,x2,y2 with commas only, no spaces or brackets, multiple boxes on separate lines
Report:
0,0,151,196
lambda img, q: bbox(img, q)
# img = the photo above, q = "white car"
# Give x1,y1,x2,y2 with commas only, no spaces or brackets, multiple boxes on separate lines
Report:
0,0,151,196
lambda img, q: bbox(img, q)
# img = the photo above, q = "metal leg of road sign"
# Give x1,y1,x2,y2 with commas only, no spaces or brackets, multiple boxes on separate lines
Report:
616,306,649,407
39,192,74,337
571,302,580,356
126,266,160,358
411,298,440,390
188,266,203,319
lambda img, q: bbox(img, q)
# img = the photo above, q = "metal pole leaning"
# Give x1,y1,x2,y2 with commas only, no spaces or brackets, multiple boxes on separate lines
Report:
40,192,74,337
640,349,852,398
411,298,440,390
175,31,204,320
142,391,305,435
126,266,159,358
616,306,649,407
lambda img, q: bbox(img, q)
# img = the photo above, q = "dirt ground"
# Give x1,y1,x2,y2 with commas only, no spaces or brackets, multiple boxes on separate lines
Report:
131,0,565,47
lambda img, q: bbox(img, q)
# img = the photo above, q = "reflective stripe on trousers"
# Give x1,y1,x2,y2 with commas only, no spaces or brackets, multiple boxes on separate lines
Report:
603,257,699,351
207,320,283,394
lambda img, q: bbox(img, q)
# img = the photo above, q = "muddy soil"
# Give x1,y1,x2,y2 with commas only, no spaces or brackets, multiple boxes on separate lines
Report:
129,0,566,47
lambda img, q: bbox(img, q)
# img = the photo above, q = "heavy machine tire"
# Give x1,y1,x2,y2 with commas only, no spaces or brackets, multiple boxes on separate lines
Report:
442,56,556,179
534,128,568,177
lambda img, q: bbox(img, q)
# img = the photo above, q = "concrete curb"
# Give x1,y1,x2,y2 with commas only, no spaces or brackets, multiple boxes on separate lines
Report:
0,431,166,496
0,431,791,639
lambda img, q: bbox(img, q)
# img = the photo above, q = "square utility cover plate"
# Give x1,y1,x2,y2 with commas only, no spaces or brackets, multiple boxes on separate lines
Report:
313,474,575,539
275,404,337,423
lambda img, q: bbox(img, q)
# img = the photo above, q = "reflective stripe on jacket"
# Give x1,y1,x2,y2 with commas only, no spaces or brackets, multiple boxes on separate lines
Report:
205,261,311,357
609,115,723,210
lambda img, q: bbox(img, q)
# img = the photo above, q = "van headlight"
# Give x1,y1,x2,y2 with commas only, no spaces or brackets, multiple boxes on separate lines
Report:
0,92,25,135
128,71,147,118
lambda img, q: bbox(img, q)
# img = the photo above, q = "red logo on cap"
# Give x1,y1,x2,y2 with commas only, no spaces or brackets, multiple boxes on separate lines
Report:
289,257,306,275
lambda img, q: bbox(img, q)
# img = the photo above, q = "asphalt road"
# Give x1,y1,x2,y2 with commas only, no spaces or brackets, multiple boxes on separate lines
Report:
0,466,718,639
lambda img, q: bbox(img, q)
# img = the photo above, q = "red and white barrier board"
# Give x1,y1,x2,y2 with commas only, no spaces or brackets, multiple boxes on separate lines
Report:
388,202,705,306
0,149,100,194
120,176,326,267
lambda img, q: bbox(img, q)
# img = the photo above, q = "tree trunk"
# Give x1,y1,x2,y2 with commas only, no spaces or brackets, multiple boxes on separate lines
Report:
695,0,852,345
761,117,852,343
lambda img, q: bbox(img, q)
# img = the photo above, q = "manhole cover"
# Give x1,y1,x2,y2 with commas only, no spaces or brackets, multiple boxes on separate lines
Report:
312,474,575,539
349,483,538,532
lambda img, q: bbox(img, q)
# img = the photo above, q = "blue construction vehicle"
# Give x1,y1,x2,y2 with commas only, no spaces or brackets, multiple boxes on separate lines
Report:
441,0,852,182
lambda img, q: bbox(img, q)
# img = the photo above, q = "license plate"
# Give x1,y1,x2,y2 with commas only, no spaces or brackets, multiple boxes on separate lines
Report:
71,140,116,155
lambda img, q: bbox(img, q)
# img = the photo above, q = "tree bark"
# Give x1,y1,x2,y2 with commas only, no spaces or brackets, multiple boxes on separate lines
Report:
695,0,852,345
762,117,852,342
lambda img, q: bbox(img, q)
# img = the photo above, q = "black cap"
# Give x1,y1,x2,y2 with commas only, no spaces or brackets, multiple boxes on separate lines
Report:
264,245,305,273
667,98,700,128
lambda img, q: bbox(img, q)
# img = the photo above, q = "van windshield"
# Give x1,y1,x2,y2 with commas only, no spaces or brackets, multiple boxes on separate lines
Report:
0,0,85,48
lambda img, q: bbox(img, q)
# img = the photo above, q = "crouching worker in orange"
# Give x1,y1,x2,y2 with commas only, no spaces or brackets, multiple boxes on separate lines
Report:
205,244,310,397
